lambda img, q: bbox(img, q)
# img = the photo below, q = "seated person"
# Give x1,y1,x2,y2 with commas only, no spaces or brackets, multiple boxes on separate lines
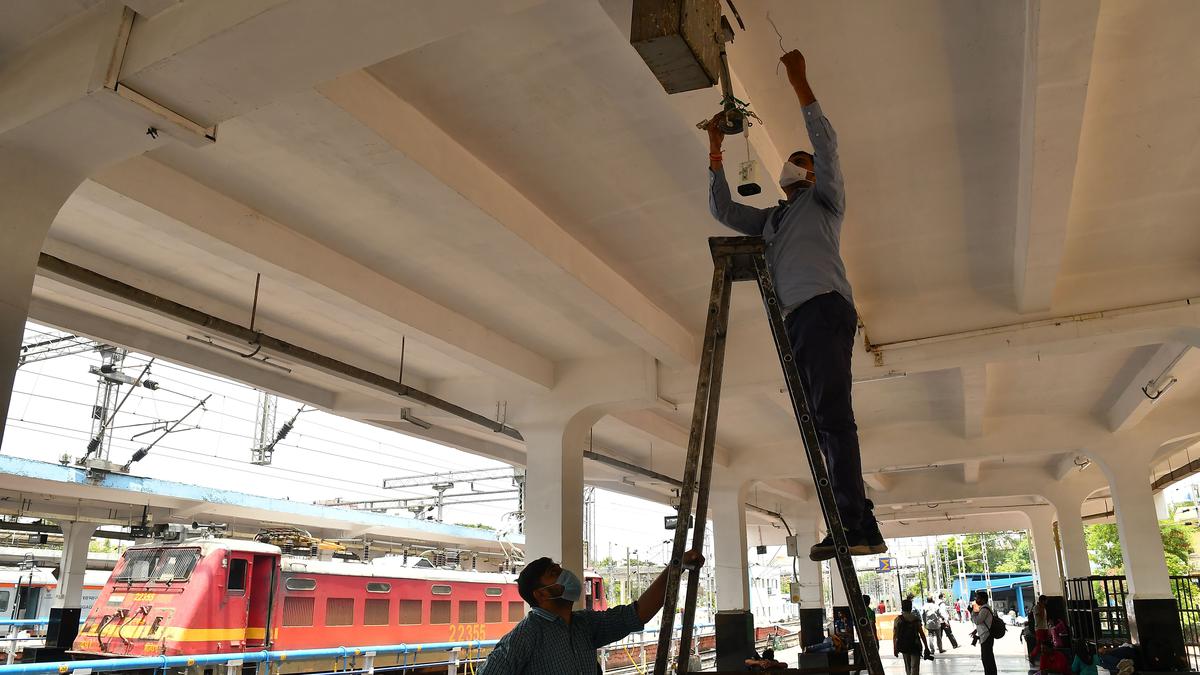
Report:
1072,640,1100,675
1039,637,1070,675
746,647,789,671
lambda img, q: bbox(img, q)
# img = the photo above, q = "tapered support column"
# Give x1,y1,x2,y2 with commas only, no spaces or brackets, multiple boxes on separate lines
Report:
1098,449,1186,670
523,420,587,578
712,484,750,612
1028,508,1063,596
51,521,98,608
0,154,86,446
1054,504,1091,579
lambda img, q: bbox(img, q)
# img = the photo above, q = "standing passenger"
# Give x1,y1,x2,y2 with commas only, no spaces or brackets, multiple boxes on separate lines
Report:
974,591,998,675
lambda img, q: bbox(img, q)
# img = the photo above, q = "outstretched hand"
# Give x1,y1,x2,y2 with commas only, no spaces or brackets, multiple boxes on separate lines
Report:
706,112,727,152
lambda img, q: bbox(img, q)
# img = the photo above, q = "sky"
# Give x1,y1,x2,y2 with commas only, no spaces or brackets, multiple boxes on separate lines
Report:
4,322,695,564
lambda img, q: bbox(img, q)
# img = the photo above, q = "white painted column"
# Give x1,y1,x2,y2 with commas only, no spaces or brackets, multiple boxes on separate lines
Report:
51,521,98,608
0,153,85,446
712,484,750,611
1029,513,1062,595
1054,503,1091,579
523,419,587,579
1106,457,1172,598
1153,491,1170,520
792,526,824,609
828,561,848,607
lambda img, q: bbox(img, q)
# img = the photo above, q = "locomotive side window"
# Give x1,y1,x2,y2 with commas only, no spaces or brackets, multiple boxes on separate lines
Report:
431,584,452,595
227,558,248,593
485,601,502,623
282,597,314,626
366,582,390,593
286,578,317,591
484,587,503,596
364,599,389,625
326,598,354,626
0,591,8,612
398,599,422,625
430,600,451,624
458,600,477,623
507,601,524,622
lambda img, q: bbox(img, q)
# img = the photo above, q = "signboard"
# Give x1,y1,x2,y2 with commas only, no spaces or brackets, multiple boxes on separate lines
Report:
877,557,896,573
664,514,695,530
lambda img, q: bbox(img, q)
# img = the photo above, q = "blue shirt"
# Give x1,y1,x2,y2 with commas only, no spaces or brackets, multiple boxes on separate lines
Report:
479,603,645,675
708,100,851,314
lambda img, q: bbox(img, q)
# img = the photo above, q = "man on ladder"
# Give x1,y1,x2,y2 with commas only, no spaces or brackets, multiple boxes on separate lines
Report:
705,49,885,561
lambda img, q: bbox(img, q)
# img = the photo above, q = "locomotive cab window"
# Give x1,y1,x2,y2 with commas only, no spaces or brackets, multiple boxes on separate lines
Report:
0,591,8,612
227,558,248,593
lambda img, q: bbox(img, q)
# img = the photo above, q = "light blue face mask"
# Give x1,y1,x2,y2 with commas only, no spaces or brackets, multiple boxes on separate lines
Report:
542,569,583,603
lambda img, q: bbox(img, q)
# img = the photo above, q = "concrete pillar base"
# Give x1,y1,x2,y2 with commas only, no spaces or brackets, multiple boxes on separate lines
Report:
714,609,755,671
1127,597,1187,671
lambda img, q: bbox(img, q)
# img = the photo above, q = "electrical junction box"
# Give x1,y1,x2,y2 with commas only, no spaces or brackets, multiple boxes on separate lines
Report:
630,0,720,93
785,535,798,557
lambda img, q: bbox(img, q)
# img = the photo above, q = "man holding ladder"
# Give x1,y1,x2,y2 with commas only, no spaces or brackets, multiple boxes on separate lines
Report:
705,49,884,561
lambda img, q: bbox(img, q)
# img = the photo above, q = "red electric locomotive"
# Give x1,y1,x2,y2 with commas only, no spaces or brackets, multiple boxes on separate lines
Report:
73,536,606,660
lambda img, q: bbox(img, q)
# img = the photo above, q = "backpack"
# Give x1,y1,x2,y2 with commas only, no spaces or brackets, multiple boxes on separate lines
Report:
895,616,922,654
984,606,1007,639
923,606,940,631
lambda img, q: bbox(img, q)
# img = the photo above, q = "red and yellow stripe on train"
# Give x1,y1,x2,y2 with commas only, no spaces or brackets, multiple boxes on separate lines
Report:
72,538,606,658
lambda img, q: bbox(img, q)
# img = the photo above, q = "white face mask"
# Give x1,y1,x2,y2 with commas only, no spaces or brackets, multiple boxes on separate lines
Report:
779,161,813,189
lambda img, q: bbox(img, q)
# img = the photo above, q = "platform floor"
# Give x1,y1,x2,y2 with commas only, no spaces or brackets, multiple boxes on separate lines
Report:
773,621,1033,675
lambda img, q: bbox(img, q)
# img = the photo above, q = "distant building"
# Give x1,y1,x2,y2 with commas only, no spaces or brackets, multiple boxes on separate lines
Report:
950,572,1034,617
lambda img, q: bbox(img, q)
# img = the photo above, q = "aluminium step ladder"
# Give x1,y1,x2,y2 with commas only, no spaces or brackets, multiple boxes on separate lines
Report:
652,236,884,675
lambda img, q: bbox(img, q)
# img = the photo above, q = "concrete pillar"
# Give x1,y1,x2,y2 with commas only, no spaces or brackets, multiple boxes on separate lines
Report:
1153,491,1170,521
791,515,825,649
712,483,749,612
1099,449,1187,670
1028,509,1062,596
1054,505,1091,579
51,521,98,608
0,153,86,446
523,418,588,578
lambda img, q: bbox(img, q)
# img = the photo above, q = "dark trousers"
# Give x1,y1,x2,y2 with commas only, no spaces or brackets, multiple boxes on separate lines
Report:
980,637,997,675
784,291,867,529
941,623,958,648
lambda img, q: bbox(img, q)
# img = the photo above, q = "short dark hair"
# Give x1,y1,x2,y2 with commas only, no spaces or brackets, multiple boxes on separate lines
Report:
517,557,555,607
789,150,814,165
863,594,871,604
902,598,913,612
976,590,989,603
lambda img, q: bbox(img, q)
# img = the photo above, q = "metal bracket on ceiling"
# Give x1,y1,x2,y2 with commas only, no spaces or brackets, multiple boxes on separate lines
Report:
102,6,217,146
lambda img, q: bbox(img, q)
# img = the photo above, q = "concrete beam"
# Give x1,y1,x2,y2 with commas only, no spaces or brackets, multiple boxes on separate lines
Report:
752,478,810,506
962,460,982,484
88,159,554,389
960,365,987,438
880,512,1030,539
863,473,893,493
1104,343,1192,432
1012,0,1101,313
317,70,697,367
609,409,732,467
1051,452,1088,481
661,296,1200,399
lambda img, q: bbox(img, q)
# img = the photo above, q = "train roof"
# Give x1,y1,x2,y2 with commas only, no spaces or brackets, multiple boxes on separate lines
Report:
280,556,520,584
128,537,283,556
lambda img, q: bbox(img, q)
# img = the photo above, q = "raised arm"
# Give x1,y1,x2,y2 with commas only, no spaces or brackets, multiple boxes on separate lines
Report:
780,50,845,215
706,115,770,236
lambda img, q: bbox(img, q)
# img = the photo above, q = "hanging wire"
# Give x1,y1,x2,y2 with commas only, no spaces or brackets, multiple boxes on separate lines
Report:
767,11,787,76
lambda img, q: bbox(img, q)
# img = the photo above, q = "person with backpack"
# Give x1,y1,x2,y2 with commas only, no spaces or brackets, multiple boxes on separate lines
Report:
893,598,930,675
922,596,945,653
973,590,1003,675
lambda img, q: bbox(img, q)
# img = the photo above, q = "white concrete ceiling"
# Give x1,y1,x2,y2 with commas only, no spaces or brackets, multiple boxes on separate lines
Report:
6,0,1200,534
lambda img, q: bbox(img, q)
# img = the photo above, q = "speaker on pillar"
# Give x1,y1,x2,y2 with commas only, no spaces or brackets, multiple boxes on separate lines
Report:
715,609,755,671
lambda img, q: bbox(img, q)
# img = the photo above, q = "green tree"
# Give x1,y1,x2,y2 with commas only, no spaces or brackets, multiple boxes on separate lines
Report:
1085,521,1194,575
936,531,1032,575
